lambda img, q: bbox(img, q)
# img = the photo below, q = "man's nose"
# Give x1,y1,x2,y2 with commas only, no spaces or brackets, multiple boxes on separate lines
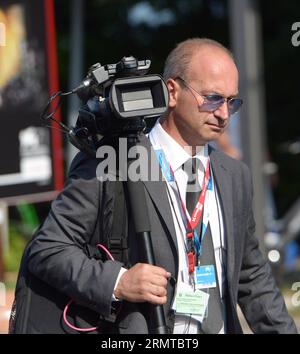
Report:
214,101,230,120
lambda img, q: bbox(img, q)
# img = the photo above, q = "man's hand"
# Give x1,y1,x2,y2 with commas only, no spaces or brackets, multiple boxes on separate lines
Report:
113,263,171,305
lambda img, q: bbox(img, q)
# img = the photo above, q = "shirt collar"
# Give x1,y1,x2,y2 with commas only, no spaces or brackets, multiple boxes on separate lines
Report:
149,119,209,172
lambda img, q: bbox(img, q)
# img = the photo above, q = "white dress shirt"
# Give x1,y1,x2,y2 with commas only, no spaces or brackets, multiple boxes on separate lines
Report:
149,120,226,334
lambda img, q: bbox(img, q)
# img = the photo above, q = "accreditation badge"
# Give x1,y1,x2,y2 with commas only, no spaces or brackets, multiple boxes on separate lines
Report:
194,265,217,290
173,282,209,321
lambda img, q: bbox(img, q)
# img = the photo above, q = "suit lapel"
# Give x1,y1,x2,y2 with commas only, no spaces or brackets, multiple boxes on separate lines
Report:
209,148,235,286
137,134,178,252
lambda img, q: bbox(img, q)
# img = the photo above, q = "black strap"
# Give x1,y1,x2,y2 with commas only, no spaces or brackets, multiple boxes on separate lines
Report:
86,179,128,265
108,181,129,264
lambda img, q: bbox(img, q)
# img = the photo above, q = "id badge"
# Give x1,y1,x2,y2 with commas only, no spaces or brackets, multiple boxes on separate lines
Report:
194,265,217,289
175,289,209,318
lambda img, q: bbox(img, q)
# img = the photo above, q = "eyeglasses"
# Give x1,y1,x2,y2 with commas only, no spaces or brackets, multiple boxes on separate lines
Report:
175,77,243,116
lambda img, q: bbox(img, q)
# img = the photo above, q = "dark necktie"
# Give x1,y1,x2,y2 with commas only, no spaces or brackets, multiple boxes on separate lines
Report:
183,158,201,216
183,158,224,334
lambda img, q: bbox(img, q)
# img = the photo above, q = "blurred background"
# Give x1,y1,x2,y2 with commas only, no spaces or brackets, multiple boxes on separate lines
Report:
0,0,300,333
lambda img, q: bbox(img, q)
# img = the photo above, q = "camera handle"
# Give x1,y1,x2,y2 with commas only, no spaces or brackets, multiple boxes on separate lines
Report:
125,135,168,334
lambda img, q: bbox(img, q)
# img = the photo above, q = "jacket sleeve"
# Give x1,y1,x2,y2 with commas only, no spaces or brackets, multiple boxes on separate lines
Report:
27,152,123,318
237,164,298,334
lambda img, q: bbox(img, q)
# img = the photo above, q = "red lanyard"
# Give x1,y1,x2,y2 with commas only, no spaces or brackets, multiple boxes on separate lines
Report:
183,158,211,231
182,159,211,274
169,158,211,274
154,147,211,274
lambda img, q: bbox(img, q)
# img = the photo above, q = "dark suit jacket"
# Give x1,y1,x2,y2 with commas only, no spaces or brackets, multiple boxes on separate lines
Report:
27,133,297,334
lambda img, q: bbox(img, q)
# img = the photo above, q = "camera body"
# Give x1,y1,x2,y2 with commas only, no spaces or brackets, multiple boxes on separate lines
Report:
73,56,169,141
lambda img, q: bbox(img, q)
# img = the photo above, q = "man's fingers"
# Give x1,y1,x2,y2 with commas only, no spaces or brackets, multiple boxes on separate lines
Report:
152,266,171,278
115,263,171,303
150,274,168,287
146,293,168,305
138,263,170,278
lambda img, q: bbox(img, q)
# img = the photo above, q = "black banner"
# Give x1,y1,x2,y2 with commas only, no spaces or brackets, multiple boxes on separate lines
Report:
0,0,63,203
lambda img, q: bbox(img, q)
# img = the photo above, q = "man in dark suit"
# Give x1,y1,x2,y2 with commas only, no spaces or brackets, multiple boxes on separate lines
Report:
19,38,297,334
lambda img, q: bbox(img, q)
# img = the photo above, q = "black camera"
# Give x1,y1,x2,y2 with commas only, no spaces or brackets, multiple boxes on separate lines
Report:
42,56,169,156
70,56,169,151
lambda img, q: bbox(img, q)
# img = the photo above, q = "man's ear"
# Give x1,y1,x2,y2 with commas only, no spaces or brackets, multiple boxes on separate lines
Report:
166,78,179,108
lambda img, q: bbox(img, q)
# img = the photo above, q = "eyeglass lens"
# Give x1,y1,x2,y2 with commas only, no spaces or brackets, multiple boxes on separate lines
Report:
201,97,242,115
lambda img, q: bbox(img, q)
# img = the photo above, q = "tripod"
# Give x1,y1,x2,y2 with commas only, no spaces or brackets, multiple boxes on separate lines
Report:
122,133,169,334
